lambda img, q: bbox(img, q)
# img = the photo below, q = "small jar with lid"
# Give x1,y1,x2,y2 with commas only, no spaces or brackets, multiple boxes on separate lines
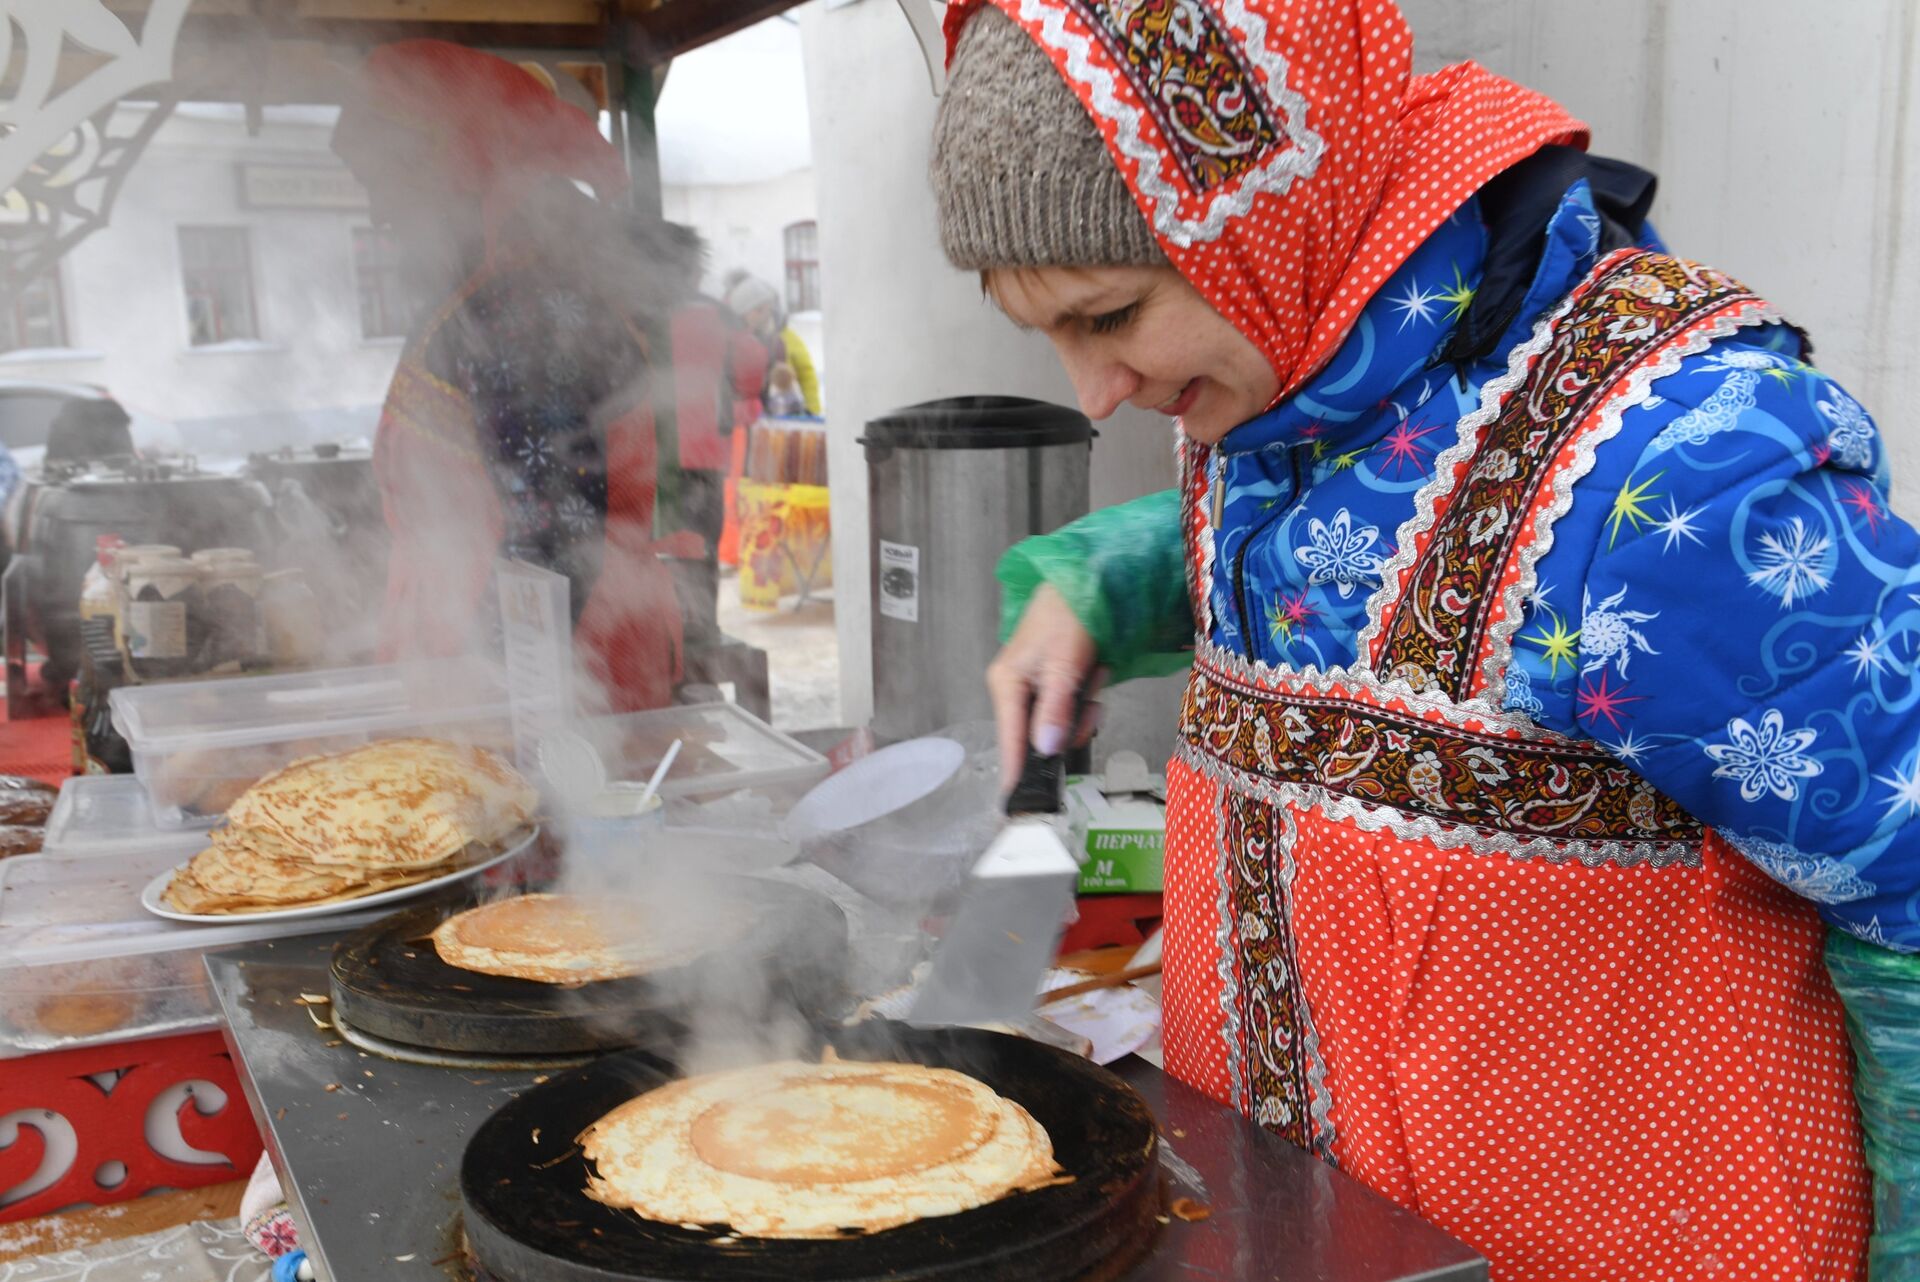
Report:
123,556,202,679
198,552,265,668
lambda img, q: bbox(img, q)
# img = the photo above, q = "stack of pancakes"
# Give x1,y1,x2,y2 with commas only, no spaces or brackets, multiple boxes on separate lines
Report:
580,1056,1062,1238
161,738,538,915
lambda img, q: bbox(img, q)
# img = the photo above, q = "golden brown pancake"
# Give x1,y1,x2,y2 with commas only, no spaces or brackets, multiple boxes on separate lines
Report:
225,738,536,870
33,989,136,1038
431,893,746,985
580,1058,1060,1238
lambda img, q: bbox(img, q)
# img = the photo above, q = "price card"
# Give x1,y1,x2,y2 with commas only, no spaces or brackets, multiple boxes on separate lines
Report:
496,559,572,776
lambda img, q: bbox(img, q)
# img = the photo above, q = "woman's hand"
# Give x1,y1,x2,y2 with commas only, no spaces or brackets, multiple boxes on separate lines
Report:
986,584,1104,787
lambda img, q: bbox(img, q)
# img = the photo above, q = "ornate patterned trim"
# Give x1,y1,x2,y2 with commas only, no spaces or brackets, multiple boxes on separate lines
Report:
1016,0,1325,248
1356,262,1572,672
1475,296,1783,709
1065,0,1282,194
1364,252,1770,706
1180,656,1703,863
1205,765,1246,1116
1180,434,1217,635
1193,637,1575,745
1177,736,1701,870
1221,789,1337,1153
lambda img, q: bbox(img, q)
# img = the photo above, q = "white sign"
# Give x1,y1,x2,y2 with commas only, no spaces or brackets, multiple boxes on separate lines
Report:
496,559,572,775
878,540,920,623
237,163,368,211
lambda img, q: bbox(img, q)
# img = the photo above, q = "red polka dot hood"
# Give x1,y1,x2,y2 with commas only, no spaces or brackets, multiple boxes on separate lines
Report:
942,0,1588,404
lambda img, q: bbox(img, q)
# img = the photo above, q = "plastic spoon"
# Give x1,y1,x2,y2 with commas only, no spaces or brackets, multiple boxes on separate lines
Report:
633,738,682,814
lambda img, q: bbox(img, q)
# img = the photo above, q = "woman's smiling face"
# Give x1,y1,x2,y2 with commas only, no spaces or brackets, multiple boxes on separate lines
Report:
986,265,1279,445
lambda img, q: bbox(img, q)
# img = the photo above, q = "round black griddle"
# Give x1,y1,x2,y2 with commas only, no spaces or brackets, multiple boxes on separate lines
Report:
328,878,848,1056
461,1022,1164,1282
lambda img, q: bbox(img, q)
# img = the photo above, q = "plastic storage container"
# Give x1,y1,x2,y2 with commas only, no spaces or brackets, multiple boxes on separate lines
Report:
110,658,515,828
0,850,387,1057
581,702,829,813
41,774,213,860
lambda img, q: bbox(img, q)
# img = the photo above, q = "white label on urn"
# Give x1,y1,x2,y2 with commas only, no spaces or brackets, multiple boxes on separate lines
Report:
878,541,920,623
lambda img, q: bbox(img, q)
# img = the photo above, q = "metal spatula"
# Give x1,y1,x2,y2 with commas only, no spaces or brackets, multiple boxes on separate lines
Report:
908,727,1082,1028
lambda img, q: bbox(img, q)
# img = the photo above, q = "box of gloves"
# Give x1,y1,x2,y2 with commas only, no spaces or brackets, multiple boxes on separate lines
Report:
1066,752,1166,895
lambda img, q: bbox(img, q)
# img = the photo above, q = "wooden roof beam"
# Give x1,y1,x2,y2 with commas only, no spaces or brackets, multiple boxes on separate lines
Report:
107,0,603,21
622,0,804,63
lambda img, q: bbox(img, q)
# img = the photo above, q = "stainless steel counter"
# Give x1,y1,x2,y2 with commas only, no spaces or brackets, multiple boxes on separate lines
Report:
208,935,1485,1282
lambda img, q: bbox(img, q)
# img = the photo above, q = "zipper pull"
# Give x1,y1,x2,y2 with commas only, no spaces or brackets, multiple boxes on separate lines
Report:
1210,455,1227,529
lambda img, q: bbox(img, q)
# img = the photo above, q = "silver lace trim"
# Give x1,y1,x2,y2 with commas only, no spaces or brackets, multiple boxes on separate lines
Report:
1353,251,1785,718
1474,296,1784,708
1191,637,1573,745
1180,434,1216,636
1353,258,1582,676
1175,736,1702,869
1016,0,1326,249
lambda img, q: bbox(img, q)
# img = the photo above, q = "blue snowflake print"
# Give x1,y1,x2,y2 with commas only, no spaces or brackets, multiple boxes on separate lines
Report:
1725,835,1877,905
1502,663,1544,717
515,433,554,472
1294,509,1384,600
556,491,598,534
1578,585,1659,678
1704,709,1823,803
544,292,589,330
1816,383,1876,470
1746,517,1834,609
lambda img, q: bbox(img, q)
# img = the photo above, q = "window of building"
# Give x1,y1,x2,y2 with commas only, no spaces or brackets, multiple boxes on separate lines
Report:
352,226,416,340
0,266,69,352
784,220,820,313
179,226,259,345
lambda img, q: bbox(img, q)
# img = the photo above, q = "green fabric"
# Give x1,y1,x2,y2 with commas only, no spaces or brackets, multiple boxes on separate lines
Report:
996,488,1193,683
1828,929,1920,1279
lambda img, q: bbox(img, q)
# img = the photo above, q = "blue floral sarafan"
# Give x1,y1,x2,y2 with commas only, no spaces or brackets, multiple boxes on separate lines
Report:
1005,176,1920,951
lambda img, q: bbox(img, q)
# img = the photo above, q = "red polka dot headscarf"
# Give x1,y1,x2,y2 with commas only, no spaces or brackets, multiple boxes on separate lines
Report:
943,0,1589,403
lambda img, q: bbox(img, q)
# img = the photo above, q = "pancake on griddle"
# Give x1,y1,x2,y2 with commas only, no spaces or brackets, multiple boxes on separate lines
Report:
159,738,535,915
431,892,749,985
580,1057,1061,1238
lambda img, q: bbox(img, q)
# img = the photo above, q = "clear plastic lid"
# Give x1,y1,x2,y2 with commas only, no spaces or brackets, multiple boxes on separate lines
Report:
41,775,214,859
110,657,512,753
0,851,388,969
585,702,829,800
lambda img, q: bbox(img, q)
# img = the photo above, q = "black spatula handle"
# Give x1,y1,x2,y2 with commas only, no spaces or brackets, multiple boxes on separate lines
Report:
1006,687,1090,817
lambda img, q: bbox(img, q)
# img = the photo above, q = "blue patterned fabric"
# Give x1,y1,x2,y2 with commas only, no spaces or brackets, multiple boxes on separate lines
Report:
1196,179,1920,950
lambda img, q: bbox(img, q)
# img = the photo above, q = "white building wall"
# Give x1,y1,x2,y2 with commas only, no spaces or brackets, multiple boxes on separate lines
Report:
1398,0,1920,517
803,0,1920,746
662,167,827,398
2,106,395,447
663,168,819,305
799,0,1184,744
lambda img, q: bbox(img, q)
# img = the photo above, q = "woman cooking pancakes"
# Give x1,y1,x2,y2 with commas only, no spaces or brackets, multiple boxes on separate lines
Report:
331,42,689,712
933,1,1919,1278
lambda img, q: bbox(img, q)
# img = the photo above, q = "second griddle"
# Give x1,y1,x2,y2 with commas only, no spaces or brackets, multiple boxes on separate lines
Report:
329,877,848,1056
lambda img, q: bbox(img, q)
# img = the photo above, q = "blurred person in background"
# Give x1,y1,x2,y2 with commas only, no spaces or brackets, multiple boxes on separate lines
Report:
330,40,685,712
653,223,766,567
44,398,134,466
725,273,821,417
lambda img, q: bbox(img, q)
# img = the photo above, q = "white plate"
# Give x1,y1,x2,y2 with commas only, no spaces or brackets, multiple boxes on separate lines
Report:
138,826,540,924
781,737,966,844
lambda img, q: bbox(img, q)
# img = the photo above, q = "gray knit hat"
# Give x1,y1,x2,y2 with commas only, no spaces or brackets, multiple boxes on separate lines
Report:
931,6,1163,270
